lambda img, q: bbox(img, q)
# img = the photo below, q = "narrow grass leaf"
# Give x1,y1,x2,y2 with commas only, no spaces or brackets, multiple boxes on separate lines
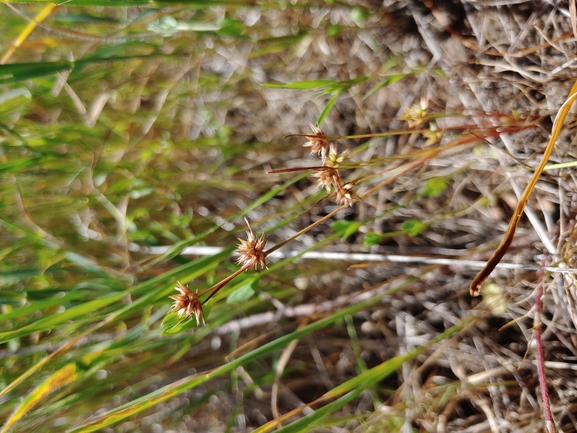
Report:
52,13,120,24
257,316,476,433
263,79,334,90
0,218,115,278
0,249,232,400
249,34,308,58
1,363,77,433
363,73,406,99
0,55,162,84
0,61,74,83
66,277,420,432
317,92,341,126
0,248,232,345
0,293,126,344
0,291,83,322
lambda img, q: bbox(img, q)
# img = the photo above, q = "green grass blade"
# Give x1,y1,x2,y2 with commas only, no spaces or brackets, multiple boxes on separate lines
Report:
66,276,420,432
0,293,125,344
263,79,334,90
0,55,163,84
1,363,78,433
0,248,232,345
258,316,476,433
316,91,341,126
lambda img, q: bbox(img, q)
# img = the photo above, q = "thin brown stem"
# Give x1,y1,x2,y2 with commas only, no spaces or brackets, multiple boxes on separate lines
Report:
202,263,252,305
534,261,558,433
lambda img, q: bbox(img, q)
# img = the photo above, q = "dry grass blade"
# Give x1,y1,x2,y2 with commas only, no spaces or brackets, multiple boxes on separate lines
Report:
1,3,59,65
470,79,577,296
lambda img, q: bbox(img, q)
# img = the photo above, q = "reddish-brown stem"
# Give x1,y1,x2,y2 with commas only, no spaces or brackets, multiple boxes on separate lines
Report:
534,260,557,433
266,127,534,257
267,166,326,174
202,263,251,305
284,119,542,142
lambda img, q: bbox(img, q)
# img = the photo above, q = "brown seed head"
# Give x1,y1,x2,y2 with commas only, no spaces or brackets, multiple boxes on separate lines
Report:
303,124,330,163
236,218,268,270
312,167,342,193
335,182,360,207
169,282,206,326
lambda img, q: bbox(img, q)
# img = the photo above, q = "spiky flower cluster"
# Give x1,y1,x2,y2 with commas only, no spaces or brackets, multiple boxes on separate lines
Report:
301,128,358,207
402,96,442,145
334,181,359,207
313,166,341,191
169,282,206,326
167,124,356,329
236,218,268,270
303,124,331,163
325,143,346,168
312,167,358,207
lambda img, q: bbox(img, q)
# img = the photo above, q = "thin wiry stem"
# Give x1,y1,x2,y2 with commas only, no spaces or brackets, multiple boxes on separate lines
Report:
534,259,558,433
201,263,252,305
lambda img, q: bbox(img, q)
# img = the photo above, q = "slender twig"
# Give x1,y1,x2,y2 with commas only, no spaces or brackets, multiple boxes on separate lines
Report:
534,258,558,433
201,263,252,305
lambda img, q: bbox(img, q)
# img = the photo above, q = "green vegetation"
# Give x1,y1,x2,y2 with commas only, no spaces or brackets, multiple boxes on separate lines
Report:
1,2,577,432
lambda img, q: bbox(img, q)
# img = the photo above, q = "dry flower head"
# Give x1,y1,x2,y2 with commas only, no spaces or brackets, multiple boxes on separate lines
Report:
312,167,342,192
303,124,330,163
169,282,206,326
325,143,347,168
313,167,359,207
335,182,360,207
423,122,443,146
402,97,430,128
236,218,268,270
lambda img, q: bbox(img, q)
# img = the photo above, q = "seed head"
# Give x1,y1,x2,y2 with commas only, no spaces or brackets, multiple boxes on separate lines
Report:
313,167,359,207
312,167,342,192
335,182,360,207
423,122,442,146
402,97,430,128
325,143,347,168
236,218,268,270
169,282,205,326
303,124,330,163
